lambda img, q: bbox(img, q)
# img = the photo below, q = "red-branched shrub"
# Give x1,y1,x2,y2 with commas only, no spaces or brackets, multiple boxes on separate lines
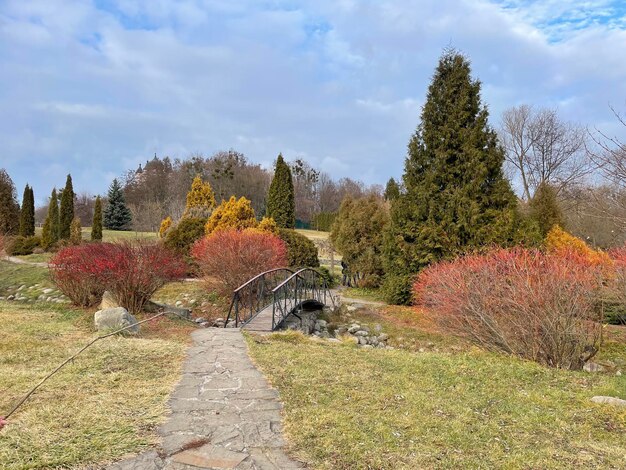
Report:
414,248,604,369
192,229,287,294
50,242,186,312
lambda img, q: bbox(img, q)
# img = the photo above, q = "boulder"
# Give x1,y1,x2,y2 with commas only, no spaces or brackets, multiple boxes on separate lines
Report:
583,362,605,373
591,396,626,407
100,291,119,309
94,307,139,334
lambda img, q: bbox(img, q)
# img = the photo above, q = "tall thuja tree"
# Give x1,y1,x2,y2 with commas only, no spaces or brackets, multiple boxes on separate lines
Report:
384,178,401,201
104,178,132,230
0,169,20,235
59,174,75,239
42,188,60,249
529,182,563,237
19,184,35,237
183,175,216,219
266,154,295,228
383,50,518,304
91,195,103,241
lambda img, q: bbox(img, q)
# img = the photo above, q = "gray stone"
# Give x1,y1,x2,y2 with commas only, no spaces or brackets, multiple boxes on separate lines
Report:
347,324,360,333
195,317,207,324
591,396,626,407
357,336,368,345
7,295,14,300
583,362,605,373
346,305,357,312
94,307,139,334
42,287,55,294
354,330,368,337
361,344,374,349
378,333,389,342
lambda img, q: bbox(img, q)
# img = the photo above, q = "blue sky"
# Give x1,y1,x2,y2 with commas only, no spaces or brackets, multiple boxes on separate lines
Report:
1,0,625,204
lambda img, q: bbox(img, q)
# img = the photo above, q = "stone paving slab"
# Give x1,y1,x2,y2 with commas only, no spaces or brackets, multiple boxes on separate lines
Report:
108,328,305,470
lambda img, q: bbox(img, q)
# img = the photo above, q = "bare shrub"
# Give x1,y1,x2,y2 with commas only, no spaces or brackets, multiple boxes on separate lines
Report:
414,248,604,369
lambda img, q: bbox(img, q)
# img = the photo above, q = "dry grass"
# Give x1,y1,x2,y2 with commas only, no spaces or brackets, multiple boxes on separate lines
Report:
247,310,626,469
0,301,193,469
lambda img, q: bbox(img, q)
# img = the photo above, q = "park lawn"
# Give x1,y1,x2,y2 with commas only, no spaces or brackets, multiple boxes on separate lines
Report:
0,301,193,469
33,227,157,243
0,260,52,298
247,321,626,469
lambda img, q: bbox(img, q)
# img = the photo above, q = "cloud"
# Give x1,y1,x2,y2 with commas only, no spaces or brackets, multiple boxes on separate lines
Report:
0,0,625,205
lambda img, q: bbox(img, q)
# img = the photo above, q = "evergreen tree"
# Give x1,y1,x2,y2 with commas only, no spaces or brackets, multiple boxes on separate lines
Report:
19,184,35,237
91,196,103,241
59,174,75,239
0,169,20,235
70,217,82,245
103,179,132,230
183,175,216,218
41,188,60,249
266,154,295,228
383,50,518,304
384,178,400,201
529,182,563,237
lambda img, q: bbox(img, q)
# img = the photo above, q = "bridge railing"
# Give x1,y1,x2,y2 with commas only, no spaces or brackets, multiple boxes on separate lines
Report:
225,268,295,327
272,268,336,330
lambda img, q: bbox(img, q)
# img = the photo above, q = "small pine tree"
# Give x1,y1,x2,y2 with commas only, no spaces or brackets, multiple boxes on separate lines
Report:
384,178,400,201
183,176,216,218
70,217,82,245
91,196,103,241
103,179,132,230
19,184,35,237
266,154,295,228
41,188,60,249
529,182,563,237
0,169,20,235
59,174,75,240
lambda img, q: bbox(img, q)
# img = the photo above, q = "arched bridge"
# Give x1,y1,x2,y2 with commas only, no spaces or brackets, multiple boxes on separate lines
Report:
225,268,336,332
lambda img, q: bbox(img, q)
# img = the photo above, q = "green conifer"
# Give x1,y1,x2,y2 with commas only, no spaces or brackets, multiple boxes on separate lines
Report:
42,188,60,249
0,169,20,236
266,154,296,228
384,178,400,201
91,196,103,241
529,182,563,237
19,184,35,237
383,50,517,304
59,174,75,239
103,179,132,230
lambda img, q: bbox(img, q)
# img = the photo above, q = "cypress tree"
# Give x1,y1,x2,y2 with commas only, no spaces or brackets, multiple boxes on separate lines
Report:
529,182,563,237
384,178,400,201
19,184,35,237
91,196,103,241
0,169,20,235
383,50,517,304
183,175,216,218
42,188,60,249
266,154,295,228
59,174,75,239
103,179,132,230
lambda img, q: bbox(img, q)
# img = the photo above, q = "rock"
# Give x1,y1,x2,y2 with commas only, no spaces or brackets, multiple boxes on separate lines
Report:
38,295,46,301
357,336,368,345
354,330,368,337
369,337,379,346
189,299,197,305
17,285,26,291
347,324,361,334
346,305,357,312
591,396,626,407
315,319,328,329
327,338,341,343
0,297,4,300
617,370,622,376
378,333,389,342
199,322,210,328
374,323,382,333
583,362,605,373
42,288,54,294
361,344,374,349
195,317,207,324
100,291,119,309
94,307,140,334
335,326,348,336
7,295,14,300
175,300,183,307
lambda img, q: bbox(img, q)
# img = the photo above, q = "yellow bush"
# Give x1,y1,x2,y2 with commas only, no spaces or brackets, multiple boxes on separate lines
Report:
205,196,257,234
257,217,278,234
159,216,173,238
545,225,612,266
184,176,216,218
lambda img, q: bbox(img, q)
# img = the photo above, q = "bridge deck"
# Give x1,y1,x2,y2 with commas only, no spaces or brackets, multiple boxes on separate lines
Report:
242,298,298,332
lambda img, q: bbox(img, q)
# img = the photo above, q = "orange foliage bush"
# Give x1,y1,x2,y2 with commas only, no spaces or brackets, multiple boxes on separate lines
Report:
414,247,604,369
192,229,287,294
205,196,257,235
545,225,612,267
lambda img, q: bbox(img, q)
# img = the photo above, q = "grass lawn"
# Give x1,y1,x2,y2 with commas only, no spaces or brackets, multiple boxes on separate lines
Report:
33,227,157,243
246,309,626,469
0,301,193,469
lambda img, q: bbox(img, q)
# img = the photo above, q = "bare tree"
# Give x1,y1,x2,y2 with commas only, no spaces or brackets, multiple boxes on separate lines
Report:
500,105,590,200
588,105,626,188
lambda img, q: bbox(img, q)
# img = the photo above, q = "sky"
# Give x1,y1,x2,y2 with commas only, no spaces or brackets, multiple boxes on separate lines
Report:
1,0,626,204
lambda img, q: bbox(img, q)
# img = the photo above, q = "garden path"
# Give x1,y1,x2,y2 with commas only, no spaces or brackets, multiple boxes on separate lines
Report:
108,328,304,470
3,256,47,267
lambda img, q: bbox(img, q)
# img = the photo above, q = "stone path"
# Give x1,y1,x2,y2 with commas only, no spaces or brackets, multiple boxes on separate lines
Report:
108,328,304,470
